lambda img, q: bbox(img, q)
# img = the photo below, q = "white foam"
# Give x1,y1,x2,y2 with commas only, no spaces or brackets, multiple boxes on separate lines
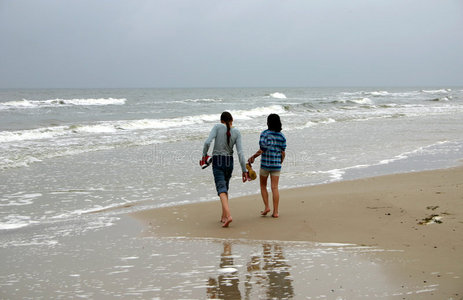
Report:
177,98,222,103
229,105,286,120
0,156,42,170
120,256,139,260
0,98,126,110
1,104,286,144
2,239,59,248
349,98,373,105
430,97,450,102
381,103,398,108
341,91,364,96
269,92,287,99
0,193,41,207
0,126,69,142
421,89,450,94
315,169,345,181
378,141,450,165
0,223,30,230
332,97,373,105
50,204,122,219
291,118,336,130
75,124,119,134
303,121,317,128
390,91,421,97
369,91,389,96
321,118,336,124
62,98,126,106
0,215,37,230
317,141,454,183
341,90,421,98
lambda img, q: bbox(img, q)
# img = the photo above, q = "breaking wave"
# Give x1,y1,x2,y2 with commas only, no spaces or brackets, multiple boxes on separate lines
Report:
332,98,374,105
421,89,451,94
0,105,286,143
269,92,287,99
175,98,223,103
0,98,126,110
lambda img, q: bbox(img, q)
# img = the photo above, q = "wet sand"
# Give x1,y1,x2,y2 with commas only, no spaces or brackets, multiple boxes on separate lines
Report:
133,166,463,299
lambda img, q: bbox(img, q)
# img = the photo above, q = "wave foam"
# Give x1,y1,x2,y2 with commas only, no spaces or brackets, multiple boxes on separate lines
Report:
0,105,286,143
333,98,373,105
341,91,388,97
269,92,287,99
230,105,285,119
421,89,451,94
0,215,37,230
349,98,373,105
0,126,69,142
429,97,450,102
0,193,41,207
316,141,454,182
177,98,222,103
341,90,425,98
0,98,126,110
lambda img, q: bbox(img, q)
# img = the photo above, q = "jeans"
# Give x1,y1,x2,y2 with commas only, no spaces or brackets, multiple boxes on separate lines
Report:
212,155,234,195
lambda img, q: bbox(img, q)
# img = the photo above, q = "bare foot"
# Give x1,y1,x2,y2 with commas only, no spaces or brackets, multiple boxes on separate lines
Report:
222,216,233,227
272,213,279,218
220,217,227,223
260,208,271,216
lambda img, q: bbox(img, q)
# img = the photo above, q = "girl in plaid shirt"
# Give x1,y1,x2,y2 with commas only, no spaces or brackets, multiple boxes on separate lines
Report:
248,114,286,218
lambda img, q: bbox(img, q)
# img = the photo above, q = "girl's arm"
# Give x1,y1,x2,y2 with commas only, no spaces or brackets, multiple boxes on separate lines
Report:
202,125,218,157
281,151,286,164
248,149,263,164
235,131,251,182
235,131,247,173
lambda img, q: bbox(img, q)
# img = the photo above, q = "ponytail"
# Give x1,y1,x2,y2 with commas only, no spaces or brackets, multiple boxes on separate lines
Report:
220,111,233,146
226,122,231,145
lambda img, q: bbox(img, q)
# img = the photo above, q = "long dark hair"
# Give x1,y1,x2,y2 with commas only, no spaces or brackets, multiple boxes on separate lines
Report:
220,111,233,145
267,113,282,132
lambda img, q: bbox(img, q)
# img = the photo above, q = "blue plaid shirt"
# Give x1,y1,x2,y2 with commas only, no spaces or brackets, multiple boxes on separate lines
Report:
259,129,286,171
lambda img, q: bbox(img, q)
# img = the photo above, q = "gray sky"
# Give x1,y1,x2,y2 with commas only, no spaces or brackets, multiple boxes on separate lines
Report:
1,0,462,88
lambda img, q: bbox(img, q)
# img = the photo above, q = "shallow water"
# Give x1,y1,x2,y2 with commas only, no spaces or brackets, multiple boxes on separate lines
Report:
1,87,462,298
0,217,442,299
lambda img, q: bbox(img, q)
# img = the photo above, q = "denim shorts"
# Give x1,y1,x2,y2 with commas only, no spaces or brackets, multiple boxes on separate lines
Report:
212,155,234,195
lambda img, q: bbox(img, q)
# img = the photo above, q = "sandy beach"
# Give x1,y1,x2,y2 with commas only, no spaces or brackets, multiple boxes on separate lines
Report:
133,166,463,299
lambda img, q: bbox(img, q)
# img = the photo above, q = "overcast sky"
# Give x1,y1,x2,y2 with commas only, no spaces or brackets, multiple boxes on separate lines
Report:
0,0,462,88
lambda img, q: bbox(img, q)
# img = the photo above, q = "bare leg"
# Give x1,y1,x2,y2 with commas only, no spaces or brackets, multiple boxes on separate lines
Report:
219,192,232,227
270,175,280,218
260,175,270,215
221,200,227,223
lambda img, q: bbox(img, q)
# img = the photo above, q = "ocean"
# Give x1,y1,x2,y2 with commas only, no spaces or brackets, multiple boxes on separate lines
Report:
1,87,462,298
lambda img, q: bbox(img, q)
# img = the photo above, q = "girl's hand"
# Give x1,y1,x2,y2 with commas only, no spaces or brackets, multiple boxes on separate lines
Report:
248,150,263,164
242,172,250,182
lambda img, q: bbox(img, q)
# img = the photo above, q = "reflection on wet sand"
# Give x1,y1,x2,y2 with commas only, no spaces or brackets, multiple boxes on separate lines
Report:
246,243,294,299
207,242,294,299
207,242,241,299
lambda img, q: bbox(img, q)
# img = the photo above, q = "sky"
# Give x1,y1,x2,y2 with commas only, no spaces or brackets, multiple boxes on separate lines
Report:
0,0,462,88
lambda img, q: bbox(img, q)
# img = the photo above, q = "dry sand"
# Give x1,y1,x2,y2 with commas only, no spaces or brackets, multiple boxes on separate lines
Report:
133,166,463,299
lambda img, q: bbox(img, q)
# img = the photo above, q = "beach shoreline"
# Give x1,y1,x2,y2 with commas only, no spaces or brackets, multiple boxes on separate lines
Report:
132,165,463,298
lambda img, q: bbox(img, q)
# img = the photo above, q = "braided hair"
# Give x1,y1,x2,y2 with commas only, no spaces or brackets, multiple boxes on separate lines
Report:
220,111,233,145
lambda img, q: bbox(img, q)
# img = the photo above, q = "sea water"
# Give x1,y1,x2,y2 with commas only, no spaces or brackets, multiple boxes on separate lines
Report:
0,87,462,297
1,87,462,234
